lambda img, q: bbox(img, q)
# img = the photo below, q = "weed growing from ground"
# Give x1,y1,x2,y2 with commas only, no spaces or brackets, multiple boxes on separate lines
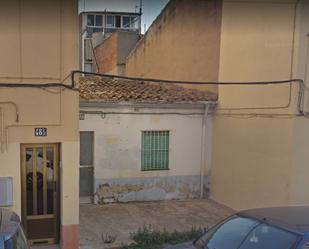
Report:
121,225,205,249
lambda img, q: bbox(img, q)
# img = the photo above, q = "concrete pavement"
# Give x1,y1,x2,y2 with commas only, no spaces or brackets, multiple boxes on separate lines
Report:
79,199,234,249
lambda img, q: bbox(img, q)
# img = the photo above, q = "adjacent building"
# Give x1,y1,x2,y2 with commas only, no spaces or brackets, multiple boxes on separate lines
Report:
0,1,79,248
123,0,309,211
79,76,217,203
94,30,141,76
80,11,141,73
125,0,222,94
211,0,309,210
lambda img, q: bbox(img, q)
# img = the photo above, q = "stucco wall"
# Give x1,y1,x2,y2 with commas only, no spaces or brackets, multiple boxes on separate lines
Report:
80,105,213,203
0,0,79,247
125,0,221,93
211,0,307,210
0,143,22,216
0,0,79,84
289,1,309,205
95,33,118,73
94,31,140,74
117,31,140,65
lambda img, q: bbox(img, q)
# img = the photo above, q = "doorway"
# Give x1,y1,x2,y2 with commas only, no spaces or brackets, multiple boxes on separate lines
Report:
21,144,60,245
79,131,94,203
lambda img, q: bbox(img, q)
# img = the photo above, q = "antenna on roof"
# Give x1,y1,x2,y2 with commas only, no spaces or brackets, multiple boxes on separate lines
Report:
139,0,143,15
139,0,143,34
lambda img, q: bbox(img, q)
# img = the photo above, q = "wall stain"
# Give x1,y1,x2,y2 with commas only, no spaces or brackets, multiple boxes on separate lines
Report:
94,176,210,204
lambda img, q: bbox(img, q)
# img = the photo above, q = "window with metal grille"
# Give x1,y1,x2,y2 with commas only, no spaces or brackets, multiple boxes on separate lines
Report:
141,131,169,171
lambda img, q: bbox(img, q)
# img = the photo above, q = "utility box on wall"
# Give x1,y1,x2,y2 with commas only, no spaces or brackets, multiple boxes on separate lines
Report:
0,177,13,206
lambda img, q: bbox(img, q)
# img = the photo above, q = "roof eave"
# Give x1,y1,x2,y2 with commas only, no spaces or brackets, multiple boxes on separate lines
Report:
80,100,217,110
80,11,141,16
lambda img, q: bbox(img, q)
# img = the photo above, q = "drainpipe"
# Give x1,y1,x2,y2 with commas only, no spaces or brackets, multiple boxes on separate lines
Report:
200,103,210,199
0,107,3,153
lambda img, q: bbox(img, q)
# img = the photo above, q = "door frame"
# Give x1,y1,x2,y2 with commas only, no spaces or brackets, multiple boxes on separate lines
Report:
20,143,60,245
79,131,95,203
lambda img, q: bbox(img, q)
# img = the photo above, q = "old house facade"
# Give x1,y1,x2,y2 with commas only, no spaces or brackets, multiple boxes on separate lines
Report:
0,1,79,248
79,76,217,203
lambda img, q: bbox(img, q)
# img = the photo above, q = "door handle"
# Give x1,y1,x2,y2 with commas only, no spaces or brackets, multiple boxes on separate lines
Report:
54,181,57,192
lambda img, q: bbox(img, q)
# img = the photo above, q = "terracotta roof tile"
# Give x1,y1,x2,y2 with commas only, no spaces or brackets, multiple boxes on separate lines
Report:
79,76,218,103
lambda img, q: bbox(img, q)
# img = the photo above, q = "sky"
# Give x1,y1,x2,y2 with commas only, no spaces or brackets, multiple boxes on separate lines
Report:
79,0,169,33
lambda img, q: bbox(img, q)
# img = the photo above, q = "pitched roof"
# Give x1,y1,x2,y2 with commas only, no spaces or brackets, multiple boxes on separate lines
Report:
79,76,218,104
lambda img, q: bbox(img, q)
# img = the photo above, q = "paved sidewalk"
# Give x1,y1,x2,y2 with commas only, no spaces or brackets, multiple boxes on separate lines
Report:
79,199,234,249
31,245,60,249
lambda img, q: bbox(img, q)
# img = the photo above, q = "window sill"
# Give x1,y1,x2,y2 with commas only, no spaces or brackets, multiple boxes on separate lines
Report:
141,168,170,172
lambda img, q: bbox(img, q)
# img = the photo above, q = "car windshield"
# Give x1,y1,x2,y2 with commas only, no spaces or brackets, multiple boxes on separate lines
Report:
194,215,299,249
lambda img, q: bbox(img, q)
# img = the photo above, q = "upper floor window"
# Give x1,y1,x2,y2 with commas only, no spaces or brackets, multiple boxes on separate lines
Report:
87,14,103,27
115,16,121,28
122,16,138,29
87,15,94,26
87,14,103,34
106,15,115,28
106,15,121,28
105,15,139,30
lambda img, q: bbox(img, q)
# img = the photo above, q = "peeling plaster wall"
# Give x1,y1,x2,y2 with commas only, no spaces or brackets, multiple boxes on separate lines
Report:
79,106,213,203
94,175,209,204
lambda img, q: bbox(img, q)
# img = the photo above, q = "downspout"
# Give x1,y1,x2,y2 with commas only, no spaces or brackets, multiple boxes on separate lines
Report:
200,103,210,199
0,107,3,153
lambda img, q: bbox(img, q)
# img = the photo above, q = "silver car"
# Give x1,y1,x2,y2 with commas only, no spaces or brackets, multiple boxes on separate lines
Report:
165,206,309,249
0,209,29,249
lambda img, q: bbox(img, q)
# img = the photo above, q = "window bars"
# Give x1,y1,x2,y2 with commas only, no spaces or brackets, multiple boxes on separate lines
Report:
141,131,169,171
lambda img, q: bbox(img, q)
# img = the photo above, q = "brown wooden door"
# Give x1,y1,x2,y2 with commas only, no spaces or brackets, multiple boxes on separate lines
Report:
21,144,59,245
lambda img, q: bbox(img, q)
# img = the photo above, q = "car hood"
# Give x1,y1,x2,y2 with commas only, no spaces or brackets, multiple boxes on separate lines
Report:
164,242,196,249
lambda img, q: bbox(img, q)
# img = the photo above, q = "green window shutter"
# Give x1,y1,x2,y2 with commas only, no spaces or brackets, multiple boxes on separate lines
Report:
141,131,169,171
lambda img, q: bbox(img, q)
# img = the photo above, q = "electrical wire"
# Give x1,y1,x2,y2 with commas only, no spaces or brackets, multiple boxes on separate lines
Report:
60,72,74,84
300,35,309,115
80,111,205,116
71,70,303,86
41,87,63,94
80,110,300,119
214,113,298,119
2,70,305,119
73,70,307,113
0,82,78,91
